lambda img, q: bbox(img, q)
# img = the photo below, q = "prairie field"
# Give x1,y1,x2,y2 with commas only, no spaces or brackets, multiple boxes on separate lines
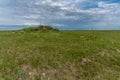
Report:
0,30,120,80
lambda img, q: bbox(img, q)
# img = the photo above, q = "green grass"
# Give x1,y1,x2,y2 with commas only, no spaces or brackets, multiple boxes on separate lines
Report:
0,30,120,80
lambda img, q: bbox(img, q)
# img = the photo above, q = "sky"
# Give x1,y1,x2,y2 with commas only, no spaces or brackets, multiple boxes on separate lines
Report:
0,0,120,30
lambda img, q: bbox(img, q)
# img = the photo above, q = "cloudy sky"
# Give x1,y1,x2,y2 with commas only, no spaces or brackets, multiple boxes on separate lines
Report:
0,0,120,30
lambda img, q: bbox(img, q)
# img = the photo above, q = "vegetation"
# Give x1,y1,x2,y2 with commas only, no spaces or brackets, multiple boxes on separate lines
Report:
21,25,59,32
0,30,120,80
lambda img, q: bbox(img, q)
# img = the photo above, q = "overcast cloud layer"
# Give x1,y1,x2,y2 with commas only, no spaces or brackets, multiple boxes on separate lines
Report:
0,0,120,30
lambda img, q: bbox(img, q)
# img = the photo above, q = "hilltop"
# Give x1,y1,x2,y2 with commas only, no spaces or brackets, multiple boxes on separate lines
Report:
21,25,59,32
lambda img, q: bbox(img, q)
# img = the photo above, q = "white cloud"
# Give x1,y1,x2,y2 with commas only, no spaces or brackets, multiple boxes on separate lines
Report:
24,22,40,25
22,1,120,29
51,23,65,27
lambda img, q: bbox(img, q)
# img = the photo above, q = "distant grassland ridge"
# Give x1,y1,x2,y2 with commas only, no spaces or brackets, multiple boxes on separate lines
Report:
21,25,59,32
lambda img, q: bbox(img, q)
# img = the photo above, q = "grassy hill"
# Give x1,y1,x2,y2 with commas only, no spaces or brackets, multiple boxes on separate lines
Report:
0,30,120,80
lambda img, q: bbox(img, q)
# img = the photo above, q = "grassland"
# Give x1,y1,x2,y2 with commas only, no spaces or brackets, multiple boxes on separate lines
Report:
0,30,120,80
